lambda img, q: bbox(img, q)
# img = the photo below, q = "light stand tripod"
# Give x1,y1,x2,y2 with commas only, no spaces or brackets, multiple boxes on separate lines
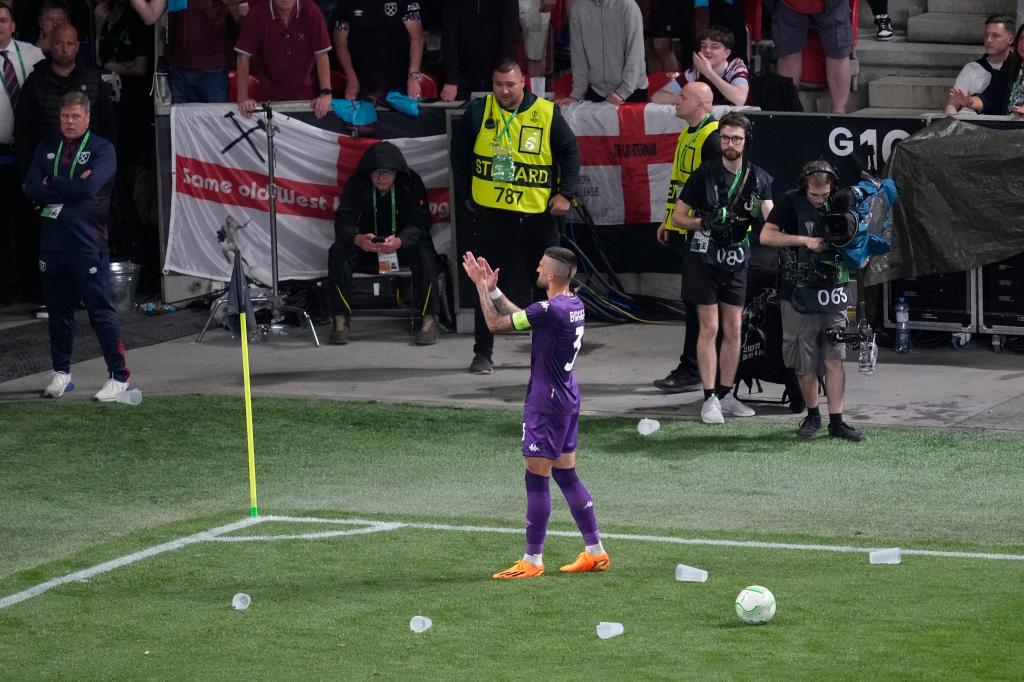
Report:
196,102,320,346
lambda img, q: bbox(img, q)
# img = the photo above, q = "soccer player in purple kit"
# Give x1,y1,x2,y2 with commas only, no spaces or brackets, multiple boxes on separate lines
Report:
462,247,610,579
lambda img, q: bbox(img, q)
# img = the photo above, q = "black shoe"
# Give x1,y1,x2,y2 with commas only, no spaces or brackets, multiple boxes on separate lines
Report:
329,315,349,345
874,14,894,40
797,415,821,439
414,314,440,345
469,352,493,374
828,420,863,442
653,371,701,393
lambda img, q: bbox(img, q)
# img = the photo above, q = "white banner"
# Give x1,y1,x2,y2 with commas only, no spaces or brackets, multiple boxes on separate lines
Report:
165,104,451,283
165,102,738,281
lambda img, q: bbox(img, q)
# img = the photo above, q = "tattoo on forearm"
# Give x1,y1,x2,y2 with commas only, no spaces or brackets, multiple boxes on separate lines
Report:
492,296,521,317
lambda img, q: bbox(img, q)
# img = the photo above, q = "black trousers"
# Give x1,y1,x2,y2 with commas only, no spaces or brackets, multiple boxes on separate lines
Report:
40,250,129,381
327,239,441,319
0,162,41,303
470,208,560,357
666,229,699,376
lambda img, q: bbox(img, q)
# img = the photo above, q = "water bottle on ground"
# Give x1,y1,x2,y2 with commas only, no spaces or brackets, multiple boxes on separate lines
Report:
895,297,912,354
857,320,877,375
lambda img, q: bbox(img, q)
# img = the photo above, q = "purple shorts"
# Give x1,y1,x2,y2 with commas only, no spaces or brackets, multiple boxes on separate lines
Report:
522,409,579,459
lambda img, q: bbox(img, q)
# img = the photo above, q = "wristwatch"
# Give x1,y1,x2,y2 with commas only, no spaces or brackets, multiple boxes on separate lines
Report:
408,71,422,81
319,88,332,96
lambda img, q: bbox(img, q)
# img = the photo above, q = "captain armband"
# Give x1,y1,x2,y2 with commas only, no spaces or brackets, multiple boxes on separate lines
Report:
511,310,531,331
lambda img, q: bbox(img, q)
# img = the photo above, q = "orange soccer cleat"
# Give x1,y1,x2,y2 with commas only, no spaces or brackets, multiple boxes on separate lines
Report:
559,551,611,573
492,559,545,579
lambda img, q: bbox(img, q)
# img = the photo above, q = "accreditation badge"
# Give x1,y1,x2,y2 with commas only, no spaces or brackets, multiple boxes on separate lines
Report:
490,142,515,182
40,204,64,220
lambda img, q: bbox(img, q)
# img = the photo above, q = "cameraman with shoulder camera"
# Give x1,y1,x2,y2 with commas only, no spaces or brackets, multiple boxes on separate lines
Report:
670,112,773,425
759,160,862,442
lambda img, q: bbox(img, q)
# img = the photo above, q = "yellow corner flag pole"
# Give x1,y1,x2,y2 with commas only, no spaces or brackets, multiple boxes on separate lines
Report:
239,313,259,517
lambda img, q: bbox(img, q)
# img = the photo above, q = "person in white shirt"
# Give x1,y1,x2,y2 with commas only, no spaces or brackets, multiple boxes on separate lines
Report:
0,4,46,305
944,14,1015,115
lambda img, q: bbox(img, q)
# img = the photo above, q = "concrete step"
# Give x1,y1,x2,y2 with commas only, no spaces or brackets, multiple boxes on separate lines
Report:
908,12,991,44
927,0,1015,15
868,75,949,109
857,36,979,68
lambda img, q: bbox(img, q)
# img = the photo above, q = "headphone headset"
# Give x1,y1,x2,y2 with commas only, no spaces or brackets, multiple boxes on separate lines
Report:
797,159,839,192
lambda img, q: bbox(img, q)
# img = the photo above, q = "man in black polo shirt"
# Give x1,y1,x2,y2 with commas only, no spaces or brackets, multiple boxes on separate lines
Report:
332,0,425,101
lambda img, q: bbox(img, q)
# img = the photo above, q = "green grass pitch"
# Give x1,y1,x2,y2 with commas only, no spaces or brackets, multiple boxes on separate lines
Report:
1,397,1023,679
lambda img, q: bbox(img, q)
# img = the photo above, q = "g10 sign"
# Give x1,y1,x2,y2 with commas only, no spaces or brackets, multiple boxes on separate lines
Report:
745,113,926,191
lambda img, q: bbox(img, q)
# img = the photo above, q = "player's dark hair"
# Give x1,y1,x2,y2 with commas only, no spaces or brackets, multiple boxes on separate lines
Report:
544,247,578,281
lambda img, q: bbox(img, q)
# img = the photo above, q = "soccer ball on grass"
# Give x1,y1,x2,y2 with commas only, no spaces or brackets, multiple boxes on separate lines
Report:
734,585,776,624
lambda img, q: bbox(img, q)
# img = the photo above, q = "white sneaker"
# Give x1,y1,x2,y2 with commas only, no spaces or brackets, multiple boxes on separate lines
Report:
43,371,74,398
700,395,724,424
719,393,756,417
94,378,131,402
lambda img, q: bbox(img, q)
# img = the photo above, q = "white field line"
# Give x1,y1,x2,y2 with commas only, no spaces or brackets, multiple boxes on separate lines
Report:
211,522,403,542
263,515,1024,562
5,515,1024,611
0,517,262,610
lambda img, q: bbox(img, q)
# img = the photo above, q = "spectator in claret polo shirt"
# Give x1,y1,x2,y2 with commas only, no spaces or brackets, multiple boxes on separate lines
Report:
129,0,248,104
332,0,424,102
234,0,333,118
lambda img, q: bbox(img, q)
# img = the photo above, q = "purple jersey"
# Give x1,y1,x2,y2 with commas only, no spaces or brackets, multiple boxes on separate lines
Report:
512,293,585,416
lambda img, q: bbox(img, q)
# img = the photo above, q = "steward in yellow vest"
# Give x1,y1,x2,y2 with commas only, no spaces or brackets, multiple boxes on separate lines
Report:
451,60,581,374
663,114,719,233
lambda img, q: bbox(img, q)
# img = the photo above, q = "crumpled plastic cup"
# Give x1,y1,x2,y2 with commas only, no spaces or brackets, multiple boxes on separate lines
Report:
596,621,624,639
231,593,251,610
637,418,660,436
409,615,432,633
869,548,901,564
114,388,143,406
675,564,709,582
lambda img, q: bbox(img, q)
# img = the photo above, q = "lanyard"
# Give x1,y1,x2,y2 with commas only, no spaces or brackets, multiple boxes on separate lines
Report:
0,41,28,98
492,97,519,144
724,163,743,199
54,131,92,179
371,186,396,235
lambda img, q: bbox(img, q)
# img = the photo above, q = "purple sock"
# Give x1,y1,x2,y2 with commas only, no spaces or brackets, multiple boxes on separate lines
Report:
551,467,601,546
524,470,551,555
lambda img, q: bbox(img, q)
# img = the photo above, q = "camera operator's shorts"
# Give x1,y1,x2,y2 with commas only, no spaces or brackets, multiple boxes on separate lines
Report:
522,409,579,459
772,1,853,59
780,300,847,376
519,0,551,61
683,252,748,307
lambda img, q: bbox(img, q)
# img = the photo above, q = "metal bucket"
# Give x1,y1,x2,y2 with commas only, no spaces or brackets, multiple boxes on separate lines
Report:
108,261,140,312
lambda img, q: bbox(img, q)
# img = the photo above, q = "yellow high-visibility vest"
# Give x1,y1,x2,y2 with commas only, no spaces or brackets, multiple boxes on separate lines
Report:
664,115,718,234
471,94,555,214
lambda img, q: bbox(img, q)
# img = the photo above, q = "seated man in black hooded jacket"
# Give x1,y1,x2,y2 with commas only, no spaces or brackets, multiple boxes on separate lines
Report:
327,141,441,345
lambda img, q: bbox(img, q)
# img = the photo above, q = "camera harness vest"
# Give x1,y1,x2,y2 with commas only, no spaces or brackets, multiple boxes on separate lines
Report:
785,193,851,314
664,114,718,233
689,159,759,272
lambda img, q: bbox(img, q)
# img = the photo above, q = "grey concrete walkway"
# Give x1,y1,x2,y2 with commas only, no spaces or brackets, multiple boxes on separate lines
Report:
2,315,1023,432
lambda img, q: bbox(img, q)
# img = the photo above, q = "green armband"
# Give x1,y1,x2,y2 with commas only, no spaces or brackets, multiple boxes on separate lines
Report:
512,310,531,331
